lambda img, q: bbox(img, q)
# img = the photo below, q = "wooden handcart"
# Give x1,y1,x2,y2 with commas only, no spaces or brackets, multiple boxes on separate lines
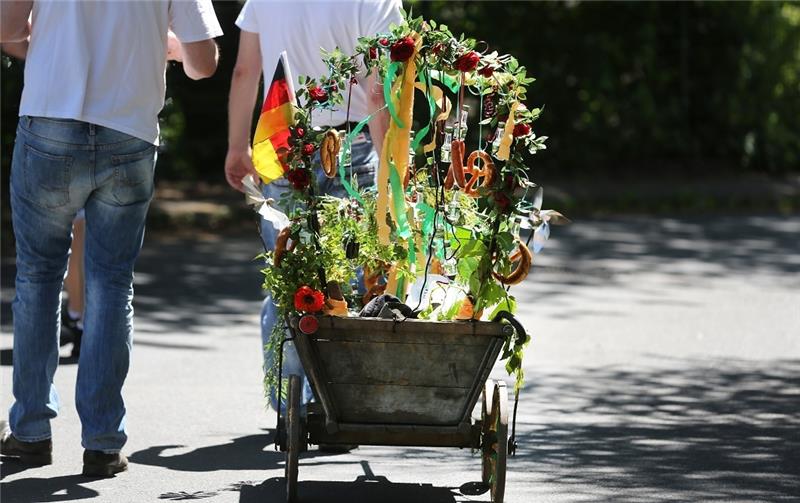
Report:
277,315,522,503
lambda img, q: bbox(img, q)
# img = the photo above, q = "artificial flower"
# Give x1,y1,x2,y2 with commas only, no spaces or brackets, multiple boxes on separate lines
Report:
287,169,310,190
513,123,531,137
293,126,305,138
390,36,415,62
478,65,494,78
455,51,480,72
308,86,328,103
294,285,325,312
302,143,316,156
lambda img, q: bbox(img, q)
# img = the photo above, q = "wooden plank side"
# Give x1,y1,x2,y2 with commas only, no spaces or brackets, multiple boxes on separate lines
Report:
331,384,469,425
314,317,505,339
315,340,489,387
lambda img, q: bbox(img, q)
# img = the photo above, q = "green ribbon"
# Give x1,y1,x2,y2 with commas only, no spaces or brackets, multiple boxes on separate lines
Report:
337,105,388,205
410,70,437,153
388,163,412,239
430,69,461,94
384,62,404,129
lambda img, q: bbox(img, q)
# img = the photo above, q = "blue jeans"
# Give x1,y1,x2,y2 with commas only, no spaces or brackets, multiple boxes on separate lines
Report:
9,116,156,453
260,131,378,412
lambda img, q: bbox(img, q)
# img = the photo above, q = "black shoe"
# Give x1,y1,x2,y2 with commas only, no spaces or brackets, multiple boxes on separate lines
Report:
0,431,53,465
82,450,128,477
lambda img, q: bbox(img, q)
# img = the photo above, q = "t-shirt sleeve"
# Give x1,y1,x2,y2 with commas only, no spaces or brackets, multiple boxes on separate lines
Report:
365,0,403,37
169,0,224,43
235,0,260,34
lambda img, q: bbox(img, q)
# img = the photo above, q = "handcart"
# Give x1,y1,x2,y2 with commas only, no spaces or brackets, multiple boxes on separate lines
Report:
276,315,524,503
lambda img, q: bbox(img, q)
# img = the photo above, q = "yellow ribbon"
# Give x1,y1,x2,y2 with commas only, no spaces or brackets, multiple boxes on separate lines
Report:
377,33,421,245
496,101,520,161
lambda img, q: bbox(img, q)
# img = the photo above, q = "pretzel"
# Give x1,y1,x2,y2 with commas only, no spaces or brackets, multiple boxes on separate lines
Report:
272,227,297,267
444,140,466,190
492,240,532,285
463,150,495,197
320,129,340,178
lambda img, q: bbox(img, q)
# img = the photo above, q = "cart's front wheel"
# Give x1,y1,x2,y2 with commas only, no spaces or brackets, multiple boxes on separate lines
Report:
285,374,301,503
481,380,508,503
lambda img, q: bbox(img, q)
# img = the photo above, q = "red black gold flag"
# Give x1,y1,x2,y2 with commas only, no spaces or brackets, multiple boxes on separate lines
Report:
252,52,296,183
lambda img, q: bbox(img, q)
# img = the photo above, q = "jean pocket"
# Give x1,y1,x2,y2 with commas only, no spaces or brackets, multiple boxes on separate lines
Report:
23,143,72,209
111,146,156,205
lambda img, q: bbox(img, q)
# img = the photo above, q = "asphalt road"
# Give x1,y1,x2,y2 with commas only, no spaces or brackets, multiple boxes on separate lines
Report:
2,214,799,502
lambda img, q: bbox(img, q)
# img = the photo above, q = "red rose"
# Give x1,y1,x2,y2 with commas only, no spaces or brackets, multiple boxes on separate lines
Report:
494,192,512,211
455,51,480,72
478,65,494,78
287,169,310,190
513,123,531,137
368,47,378,60
302,143,316,156
294,286,325,312
390,36,415,62
308,86,328,103
379,38,390,47
293,127,305,138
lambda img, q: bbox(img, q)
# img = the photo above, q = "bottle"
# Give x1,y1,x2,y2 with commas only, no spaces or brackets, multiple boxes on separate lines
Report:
492,125,505,154
440,127,454,163
458,105,470,140
338,130,351,167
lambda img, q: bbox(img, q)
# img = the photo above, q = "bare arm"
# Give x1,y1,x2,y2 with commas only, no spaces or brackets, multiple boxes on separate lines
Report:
0,1,32,43
365,71,389,159
1,40,28,59
177,38,218,80
224,30,262,192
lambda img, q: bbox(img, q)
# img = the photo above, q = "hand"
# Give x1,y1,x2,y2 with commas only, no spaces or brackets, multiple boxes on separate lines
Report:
167,31,183,62
224,147,258,192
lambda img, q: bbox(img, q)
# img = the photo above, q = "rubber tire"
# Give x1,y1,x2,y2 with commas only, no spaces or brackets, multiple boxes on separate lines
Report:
286,374,301,503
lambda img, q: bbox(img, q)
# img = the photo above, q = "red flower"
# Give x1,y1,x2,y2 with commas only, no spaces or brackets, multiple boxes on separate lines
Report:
294,286,325,312
368,47,378,60
390,36,415,62
454,51,480,72
431,43,444,56
512,123,531,137
379,38,390,47
478,65,494,78
308,86,328,103
293,127,305,138
302,143,316,156
287,169,310,190
494,192,512,212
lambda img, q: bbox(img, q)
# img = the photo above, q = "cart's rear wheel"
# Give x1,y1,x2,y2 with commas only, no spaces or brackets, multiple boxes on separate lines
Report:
285,374,301,503
481,380,508,503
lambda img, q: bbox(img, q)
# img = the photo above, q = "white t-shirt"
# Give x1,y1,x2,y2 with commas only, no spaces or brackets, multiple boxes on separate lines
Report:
19,0,223,145
236,0,402,127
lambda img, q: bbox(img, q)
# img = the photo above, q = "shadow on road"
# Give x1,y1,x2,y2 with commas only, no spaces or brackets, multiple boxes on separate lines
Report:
0,474,99,502
238,476,461,503
513,357,800,501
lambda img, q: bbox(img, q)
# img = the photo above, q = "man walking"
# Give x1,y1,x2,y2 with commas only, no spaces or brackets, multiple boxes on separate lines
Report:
224,0,401,417
0,0,222,477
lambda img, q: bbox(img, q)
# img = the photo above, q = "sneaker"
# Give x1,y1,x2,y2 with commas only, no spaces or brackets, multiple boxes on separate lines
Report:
61,310,83,357
0,431,53,465
82,450,128,477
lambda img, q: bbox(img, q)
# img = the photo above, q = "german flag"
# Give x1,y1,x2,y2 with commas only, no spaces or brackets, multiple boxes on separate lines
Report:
252,52,296,184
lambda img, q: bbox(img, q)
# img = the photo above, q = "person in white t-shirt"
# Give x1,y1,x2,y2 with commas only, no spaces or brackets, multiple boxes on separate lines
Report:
224,0,402,436
0,0,222,477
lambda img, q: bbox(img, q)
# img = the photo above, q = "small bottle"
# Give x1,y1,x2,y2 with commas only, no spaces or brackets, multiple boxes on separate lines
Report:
492,125,505,154
458,105,470,140
408,130,416,167
440,127,454,163
338,130,351,167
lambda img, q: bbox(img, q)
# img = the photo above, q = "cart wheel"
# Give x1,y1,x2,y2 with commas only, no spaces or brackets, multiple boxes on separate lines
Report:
481,379,495,485
285,374,301,503
481,380,508,503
